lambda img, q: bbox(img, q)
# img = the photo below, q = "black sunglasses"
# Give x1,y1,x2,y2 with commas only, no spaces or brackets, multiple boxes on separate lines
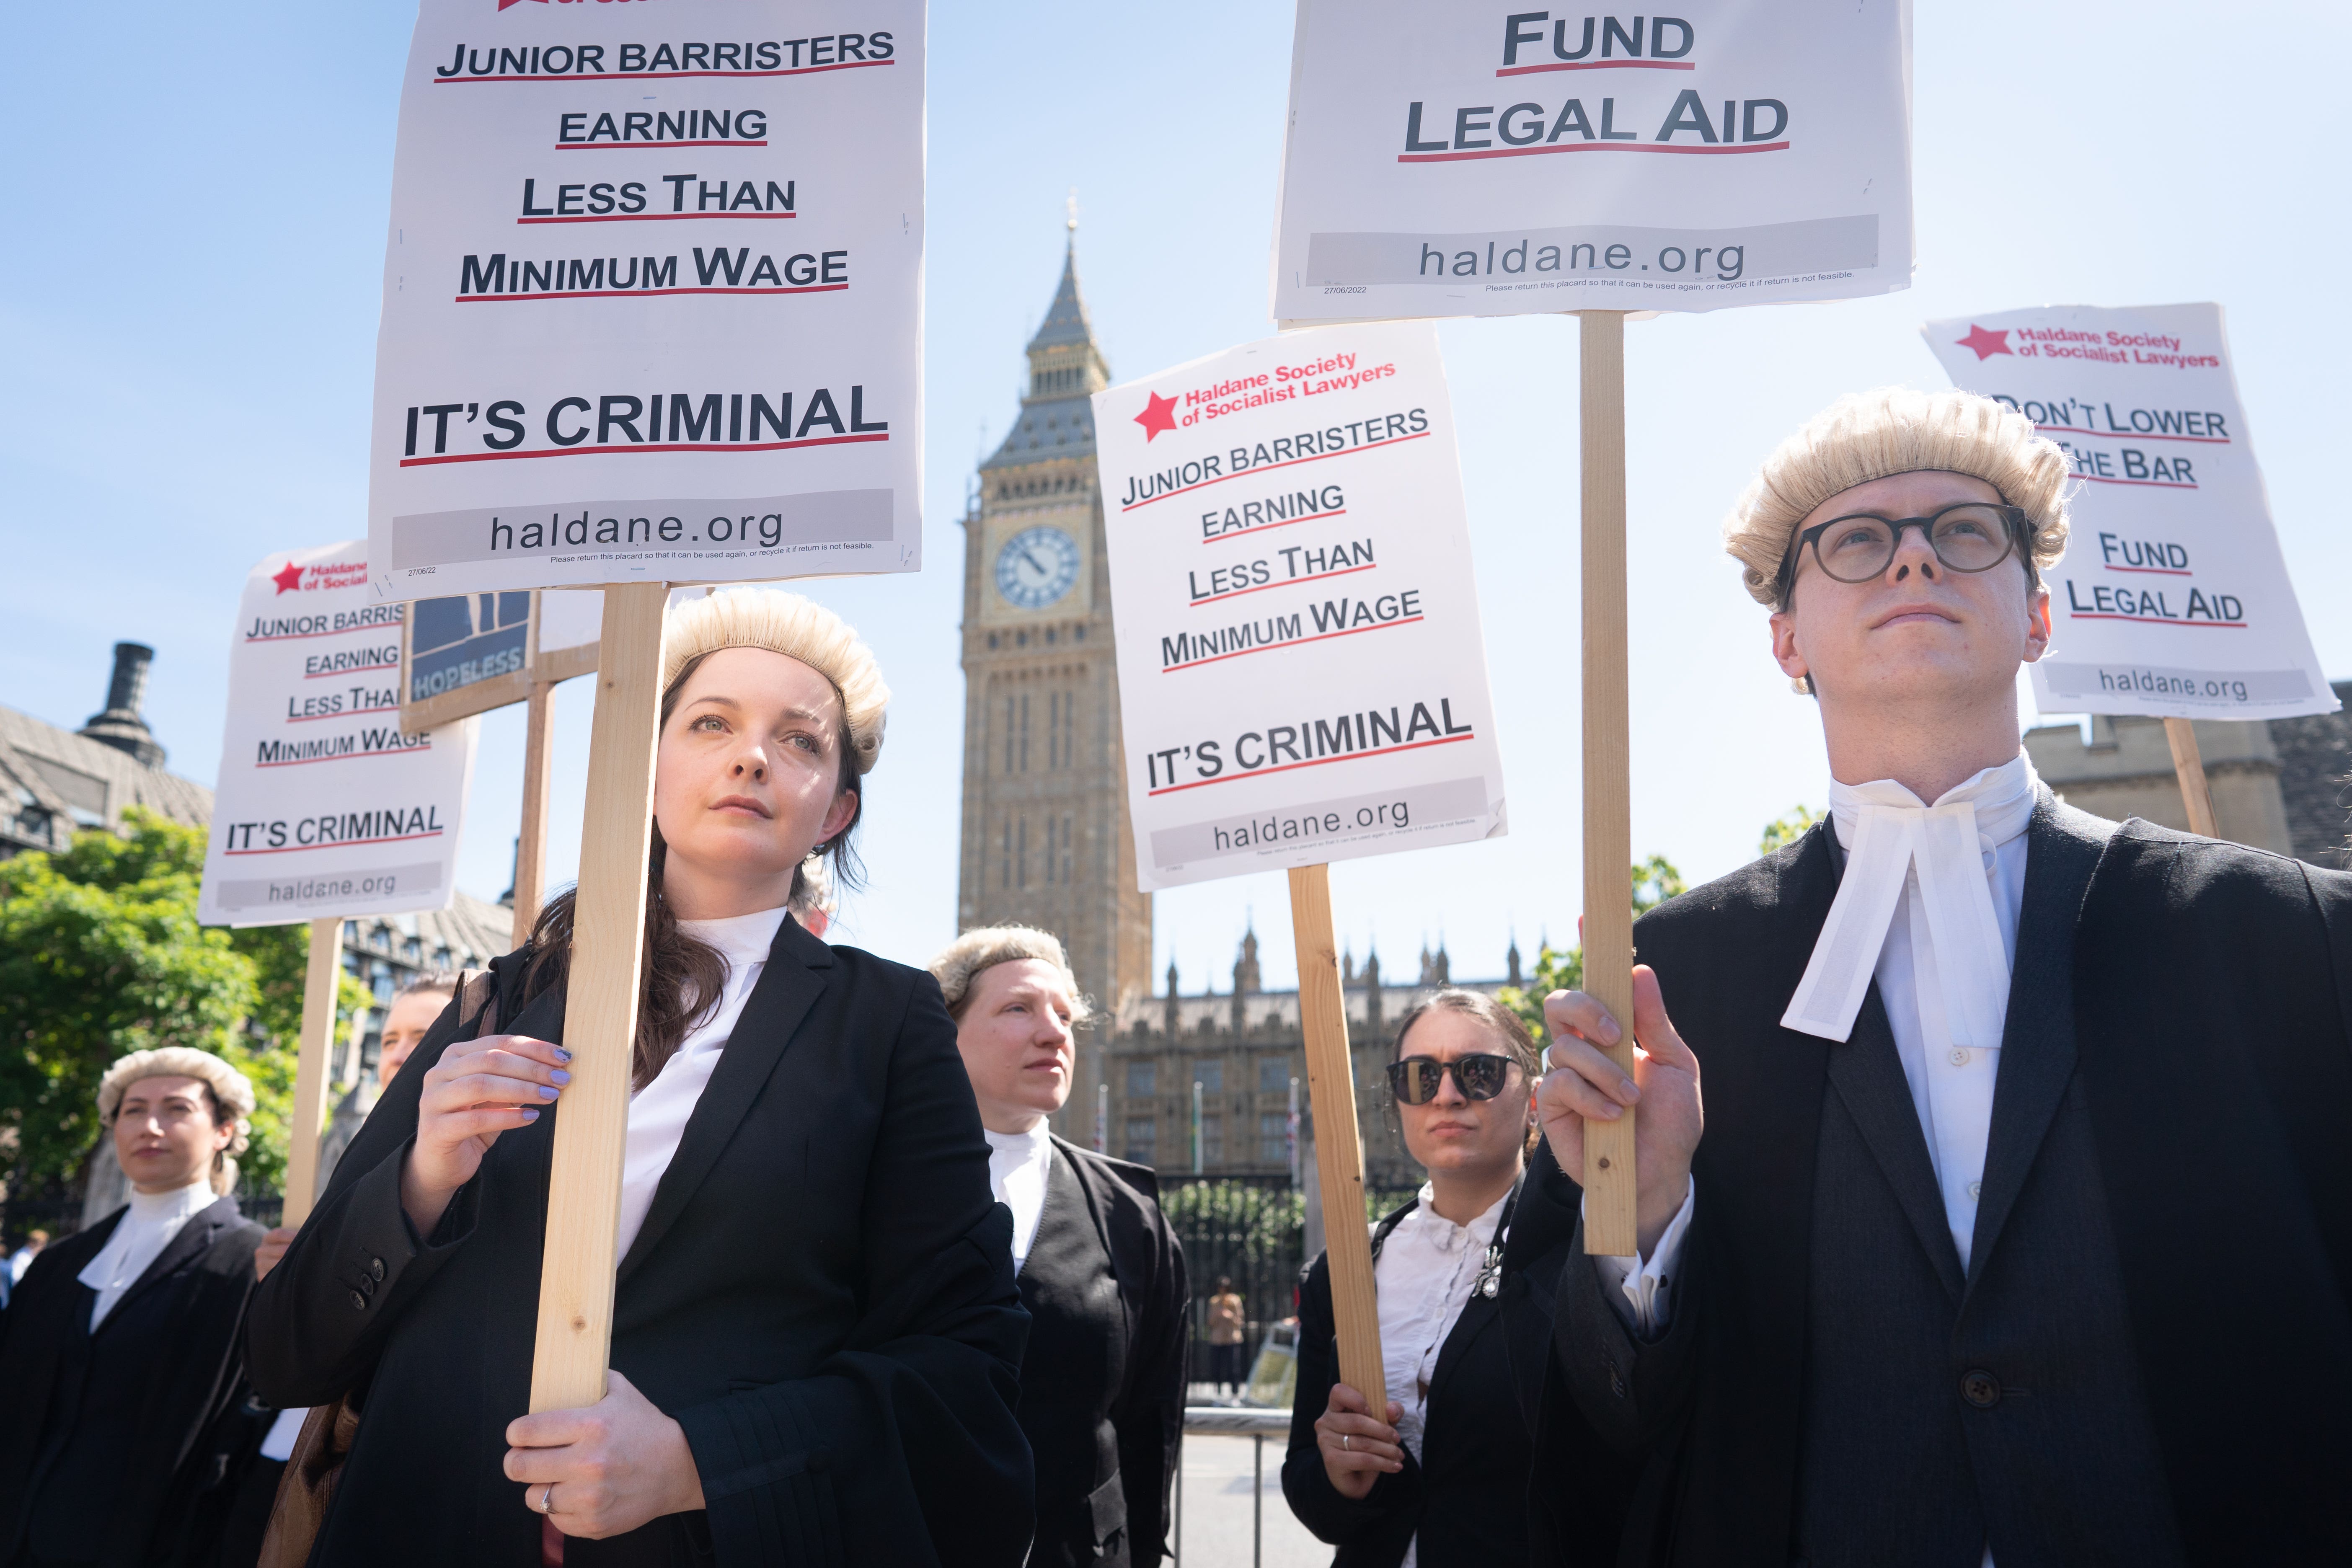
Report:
1386,1054,1519,1105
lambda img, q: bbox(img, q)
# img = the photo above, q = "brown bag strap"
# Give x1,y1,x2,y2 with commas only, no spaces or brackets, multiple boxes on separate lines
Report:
256,1397,362,1568
460,965,503,1039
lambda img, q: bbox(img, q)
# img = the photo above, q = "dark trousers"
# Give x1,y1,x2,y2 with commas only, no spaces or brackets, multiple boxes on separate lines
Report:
212,1455,287,1568
1211,1342,1248,1392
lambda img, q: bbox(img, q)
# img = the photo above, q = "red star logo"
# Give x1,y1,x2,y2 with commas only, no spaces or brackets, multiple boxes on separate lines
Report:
1954,324,2013,362
271,561,305,595
1133,390,1179,442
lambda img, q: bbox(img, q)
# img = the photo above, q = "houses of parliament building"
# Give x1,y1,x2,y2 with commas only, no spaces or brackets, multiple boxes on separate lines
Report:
954,232,1520,1187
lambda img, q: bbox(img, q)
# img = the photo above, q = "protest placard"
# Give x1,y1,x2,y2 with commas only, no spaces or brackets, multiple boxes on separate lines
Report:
1268,0,1915,1257
1271,0,1914,323
1094,318,1507,1406
197,541,478,1220
199,543,478,931
1924,302,2336,830
1096,322,1507,886
366,0,925,602
359,0,928,1414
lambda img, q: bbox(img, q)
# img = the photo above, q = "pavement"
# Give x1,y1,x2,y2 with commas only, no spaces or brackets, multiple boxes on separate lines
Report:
1171,1431,1328,1568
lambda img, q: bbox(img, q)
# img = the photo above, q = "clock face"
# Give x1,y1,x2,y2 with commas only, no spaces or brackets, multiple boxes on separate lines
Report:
994,525,1082,611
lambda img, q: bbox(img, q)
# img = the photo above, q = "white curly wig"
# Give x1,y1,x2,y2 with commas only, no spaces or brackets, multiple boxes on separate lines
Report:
661,589,890,774
928,925,1095,1026
1723,387,2072,610
98,1046,256,1196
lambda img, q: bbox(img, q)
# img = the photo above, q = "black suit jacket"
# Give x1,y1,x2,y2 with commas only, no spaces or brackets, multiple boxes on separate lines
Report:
0,1193,266,1568
247,917,1034,1567
1013,1139,1186,1568
1285,1167,1628,1568
1533,808,2352,1565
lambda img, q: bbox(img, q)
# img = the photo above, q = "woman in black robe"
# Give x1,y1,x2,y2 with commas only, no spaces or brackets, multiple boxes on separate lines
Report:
247,591,1032,1567
930,927,1187,1568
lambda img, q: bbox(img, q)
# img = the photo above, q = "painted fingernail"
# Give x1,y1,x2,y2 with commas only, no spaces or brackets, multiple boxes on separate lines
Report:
550,1069,572,1085
538,1085,560,1100
520,1108,540,1122
1619,1078,1640,1103
554,1046,574,1062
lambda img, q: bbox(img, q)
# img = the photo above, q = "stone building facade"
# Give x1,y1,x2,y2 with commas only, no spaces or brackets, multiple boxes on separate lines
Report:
1098,934,1524,1189
956,236,1152,1137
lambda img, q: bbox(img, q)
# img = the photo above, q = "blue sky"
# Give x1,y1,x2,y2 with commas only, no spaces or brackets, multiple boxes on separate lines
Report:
5,1,2347,994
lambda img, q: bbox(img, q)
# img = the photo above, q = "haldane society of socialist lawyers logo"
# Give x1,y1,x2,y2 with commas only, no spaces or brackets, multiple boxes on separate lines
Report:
1956,325,2013,361
1134,391,1179,442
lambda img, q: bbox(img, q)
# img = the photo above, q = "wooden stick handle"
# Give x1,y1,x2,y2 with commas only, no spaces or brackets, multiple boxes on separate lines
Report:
512,676,557,951
528,581,669,1415
2161,716,2219,839
282,917,343,1229
1287,864,1385,1410
1577,310,1639,1257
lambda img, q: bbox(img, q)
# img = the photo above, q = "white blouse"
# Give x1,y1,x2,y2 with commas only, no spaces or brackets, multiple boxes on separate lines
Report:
613,905,790,1263
78,1175,215,1330
1371,1184,1509,1568
984,1123,1054,1274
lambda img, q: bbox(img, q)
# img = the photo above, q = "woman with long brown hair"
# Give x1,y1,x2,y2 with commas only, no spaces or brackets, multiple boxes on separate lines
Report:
248,589,1032,1566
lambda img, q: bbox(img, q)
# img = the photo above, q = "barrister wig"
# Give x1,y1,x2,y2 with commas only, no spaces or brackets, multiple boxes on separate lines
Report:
660,588,890,774
98,1046,256,1196
1722,387,2073,610
928,925,1096,1027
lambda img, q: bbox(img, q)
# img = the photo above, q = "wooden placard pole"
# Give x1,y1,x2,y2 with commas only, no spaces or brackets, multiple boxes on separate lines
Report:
528,581,669,1415
281,916,344,1229
2161,716,2220,839
1287,863,1384,1408
512,675,558,950
1577,311,1639,1258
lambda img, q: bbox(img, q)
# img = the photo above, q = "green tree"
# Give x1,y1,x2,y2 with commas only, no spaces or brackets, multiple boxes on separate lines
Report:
0,811,365,1198
1494,854,1685,1041
1758,803,1825,857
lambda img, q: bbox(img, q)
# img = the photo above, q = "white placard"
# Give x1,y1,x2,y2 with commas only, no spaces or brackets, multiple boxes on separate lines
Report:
1093,321,1508,891
1272,0,1913,322
1922,303,2336,720
367,0,924,600
199,543,478,928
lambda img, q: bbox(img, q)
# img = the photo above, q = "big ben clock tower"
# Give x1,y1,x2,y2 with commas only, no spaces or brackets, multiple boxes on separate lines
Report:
958,219,1151,1120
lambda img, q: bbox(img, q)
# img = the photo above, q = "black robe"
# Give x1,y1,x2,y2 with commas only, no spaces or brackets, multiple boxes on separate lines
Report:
1285,1170,1635,1568
246,918,1034,1567
1530,806,2352,1566
0,1193,267,1568
1011,1139,1186,1568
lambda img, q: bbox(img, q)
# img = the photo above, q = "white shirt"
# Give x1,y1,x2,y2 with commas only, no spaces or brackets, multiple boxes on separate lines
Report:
613,905,789,1263
985,1124,1055,1274
1372,1184,1509,1568
77,1175,215,1330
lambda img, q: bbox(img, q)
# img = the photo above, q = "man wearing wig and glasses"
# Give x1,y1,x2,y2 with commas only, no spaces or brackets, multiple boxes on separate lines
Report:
1521,388,2352,1566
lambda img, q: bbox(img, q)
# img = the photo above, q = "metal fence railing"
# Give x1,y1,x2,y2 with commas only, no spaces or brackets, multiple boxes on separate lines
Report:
1174,1405,1292,1568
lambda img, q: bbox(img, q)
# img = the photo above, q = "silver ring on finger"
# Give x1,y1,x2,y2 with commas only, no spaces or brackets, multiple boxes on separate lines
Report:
1341,1433,1351,1451
536,1484,555,1514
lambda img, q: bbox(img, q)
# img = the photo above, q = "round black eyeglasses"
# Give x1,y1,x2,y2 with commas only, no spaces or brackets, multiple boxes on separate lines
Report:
1779,503,2030,599
1387,1054,1520,1105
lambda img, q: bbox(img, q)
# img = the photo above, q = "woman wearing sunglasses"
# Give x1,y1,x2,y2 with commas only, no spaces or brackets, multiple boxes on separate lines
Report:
247,590,1032,1566
1281,989,1579,1567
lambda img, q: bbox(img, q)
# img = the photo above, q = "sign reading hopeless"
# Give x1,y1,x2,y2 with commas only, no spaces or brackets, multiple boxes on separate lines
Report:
1094,321,1507,891
367,0,924,599
1272,1,1913,321
198,542,477,928
1923,302,2336,721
